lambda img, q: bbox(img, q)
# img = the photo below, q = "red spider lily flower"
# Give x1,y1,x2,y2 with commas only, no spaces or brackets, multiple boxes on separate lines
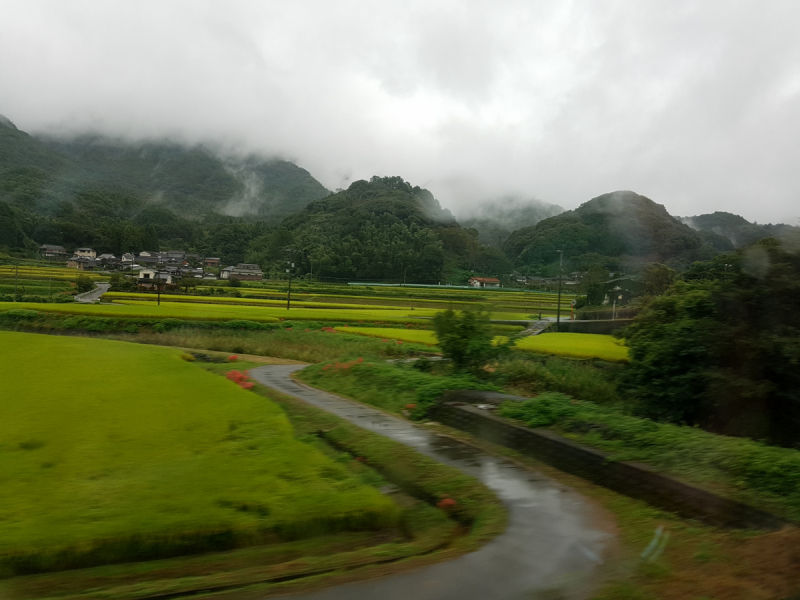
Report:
228,355,239,361
437,497,457,509
381,339,388,342
239,382,254,390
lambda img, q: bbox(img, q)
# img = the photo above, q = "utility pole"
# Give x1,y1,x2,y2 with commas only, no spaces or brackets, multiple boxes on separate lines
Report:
556,250,563,332
157,255,163,306
286,262,294,310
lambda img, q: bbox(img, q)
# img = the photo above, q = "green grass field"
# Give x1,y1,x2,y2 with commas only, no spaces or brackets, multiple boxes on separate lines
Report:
336,327,630,362
0,332,396,572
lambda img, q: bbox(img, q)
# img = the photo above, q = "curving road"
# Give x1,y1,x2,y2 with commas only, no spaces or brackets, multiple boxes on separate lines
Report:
249,365,614,600
75,282,110,303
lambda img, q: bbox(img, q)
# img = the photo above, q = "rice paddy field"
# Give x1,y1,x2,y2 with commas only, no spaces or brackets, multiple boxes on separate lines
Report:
0,265,105,282
0,332,397,572
335,327,630,362
514,332,629,362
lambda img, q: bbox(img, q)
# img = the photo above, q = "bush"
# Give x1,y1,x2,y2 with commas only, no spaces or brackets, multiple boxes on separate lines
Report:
228,277,241,288
433,308,514,372
496,355,623,405
75,275,94,294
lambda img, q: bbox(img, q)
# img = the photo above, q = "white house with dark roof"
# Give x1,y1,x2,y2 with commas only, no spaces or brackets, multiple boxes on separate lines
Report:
74,248,96,258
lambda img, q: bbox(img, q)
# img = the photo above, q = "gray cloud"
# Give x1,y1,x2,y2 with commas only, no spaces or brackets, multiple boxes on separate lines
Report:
1,0,799,223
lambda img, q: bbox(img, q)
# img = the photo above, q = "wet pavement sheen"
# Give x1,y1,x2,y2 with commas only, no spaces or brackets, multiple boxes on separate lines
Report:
249,365,612,600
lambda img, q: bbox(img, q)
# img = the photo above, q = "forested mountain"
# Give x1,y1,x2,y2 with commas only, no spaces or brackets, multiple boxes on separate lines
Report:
246,176,497,282
503,190,726,269
458,197,564,249
682,211,799,249
0,115,329,219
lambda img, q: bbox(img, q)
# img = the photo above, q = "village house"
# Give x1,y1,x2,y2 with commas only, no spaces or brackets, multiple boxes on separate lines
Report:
67,256,99,270
74,247,96,258
204,257,221,267
468,276,501,288
39,244,68,259
220,263,263,281
137,269,175,291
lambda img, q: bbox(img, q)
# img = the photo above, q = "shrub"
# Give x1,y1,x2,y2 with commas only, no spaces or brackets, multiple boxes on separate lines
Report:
433,308,514,372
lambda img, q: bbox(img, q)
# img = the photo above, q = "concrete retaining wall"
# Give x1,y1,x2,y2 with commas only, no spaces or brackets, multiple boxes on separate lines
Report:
430,402,785,530
548,319,634,335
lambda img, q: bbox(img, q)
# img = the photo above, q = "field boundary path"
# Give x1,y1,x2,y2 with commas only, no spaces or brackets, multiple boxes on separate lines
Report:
75,282,109,303
249,365,613,600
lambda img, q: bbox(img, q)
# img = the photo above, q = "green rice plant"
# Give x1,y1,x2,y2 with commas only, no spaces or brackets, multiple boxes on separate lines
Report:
514,333,630,362
334,326,439,346
0,332,397,574
106,300,435,323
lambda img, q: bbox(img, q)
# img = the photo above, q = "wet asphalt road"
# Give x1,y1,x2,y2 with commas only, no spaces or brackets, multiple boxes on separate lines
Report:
75,282,110,302
249,365,613,600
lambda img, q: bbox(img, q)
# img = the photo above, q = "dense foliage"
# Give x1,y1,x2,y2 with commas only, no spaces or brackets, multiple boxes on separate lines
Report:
247,176,463,282
623,239,800,446
503,190,711,269
685,211,799,249
433,308,513,372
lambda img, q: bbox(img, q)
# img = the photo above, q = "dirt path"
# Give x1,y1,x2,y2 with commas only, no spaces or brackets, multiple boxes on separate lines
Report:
249,365,614,600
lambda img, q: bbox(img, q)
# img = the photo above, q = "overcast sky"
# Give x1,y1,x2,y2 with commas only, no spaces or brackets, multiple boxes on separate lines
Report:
1,0,799,223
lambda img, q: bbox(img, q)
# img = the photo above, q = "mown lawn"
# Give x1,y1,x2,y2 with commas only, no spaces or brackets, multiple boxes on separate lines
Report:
0,332,397,572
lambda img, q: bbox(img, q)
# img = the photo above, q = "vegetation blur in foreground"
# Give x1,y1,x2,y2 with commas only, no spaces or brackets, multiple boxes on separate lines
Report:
0,332,396,573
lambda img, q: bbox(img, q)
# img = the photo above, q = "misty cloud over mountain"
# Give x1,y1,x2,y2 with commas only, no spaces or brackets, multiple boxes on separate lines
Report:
2,1,800,223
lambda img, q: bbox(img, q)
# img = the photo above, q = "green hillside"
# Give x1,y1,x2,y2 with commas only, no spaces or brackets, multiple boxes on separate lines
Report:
247,176,458,281
503,190,707,265
0,116,329,220
684,211,799,248
459,197,564,249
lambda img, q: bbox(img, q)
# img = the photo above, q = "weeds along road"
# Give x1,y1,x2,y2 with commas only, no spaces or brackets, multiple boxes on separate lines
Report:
249,365,614,600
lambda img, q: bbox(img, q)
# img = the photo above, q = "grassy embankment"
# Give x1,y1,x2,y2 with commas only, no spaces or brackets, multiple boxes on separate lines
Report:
298,356,800,523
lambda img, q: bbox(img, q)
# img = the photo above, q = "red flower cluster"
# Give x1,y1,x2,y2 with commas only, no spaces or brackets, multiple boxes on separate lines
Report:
437,496,457,510
322,357,365,372
226,370,254,390
320,326,338,333
228,355,239,362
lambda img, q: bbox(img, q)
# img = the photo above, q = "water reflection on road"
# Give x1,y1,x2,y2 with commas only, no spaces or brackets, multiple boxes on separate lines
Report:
249,365,613,600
